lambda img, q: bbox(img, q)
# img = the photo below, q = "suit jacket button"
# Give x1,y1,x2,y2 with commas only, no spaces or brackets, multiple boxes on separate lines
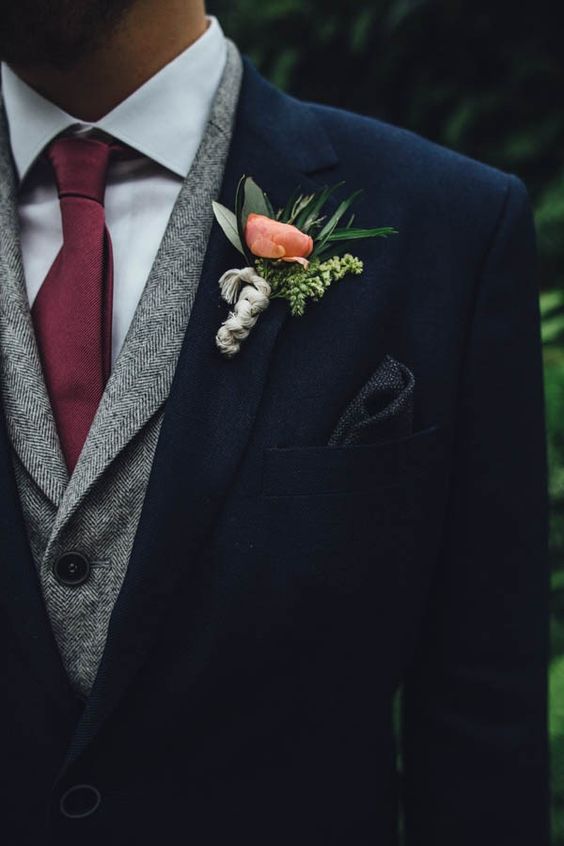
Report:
60,784,101,818
53,552,91,587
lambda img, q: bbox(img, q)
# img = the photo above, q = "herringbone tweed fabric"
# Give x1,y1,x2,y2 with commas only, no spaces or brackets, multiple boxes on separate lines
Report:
0,39,243,698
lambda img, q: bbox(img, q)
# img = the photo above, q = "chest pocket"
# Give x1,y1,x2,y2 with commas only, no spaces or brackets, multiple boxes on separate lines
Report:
260,424,445,497
253,424,451,598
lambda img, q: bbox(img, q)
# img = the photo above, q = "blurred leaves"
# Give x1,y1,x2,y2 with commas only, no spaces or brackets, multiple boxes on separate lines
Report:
542,290,564,346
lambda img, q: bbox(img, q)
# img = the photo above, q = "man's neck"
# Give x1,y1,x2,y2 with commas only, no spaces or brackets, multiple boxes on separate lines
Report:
7,0,208,122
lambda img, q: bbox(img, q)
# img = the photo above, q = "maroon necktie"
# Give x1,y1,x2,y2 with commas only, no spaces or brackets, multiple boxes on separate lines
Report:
31,135,121,475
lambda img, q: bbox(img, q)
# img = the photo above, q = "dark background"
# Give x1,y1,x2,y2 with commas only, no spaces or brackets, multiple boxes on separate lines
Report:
209,0,564,840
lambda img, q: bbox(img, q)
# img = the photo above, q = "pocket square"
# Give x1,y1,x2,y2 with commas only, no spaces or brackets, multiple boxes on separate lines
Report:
328,354,415,447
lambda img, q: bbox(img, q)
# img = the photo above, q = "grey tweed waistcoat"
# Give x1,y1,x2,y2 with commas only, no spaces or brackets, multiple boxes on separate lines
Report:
0,40,243,698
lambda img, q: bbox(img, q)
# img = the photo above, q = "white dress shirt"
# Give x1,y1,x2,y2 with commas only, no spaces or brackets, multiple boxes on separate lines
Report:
0,15,227,369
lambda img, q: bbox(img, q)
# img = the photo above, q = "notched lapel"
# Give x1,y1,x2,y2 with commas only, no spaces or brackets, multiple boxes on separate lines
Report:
62,53,341,771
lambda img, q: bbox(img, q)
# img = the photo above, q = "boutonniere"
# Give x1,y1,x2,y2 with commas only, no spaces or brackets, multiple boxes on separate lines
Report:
212,176,397,357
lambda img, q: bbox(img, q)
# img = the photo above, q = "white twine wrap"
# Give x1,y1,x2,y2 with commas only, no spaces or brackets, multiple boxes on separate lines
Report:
215,266,272,357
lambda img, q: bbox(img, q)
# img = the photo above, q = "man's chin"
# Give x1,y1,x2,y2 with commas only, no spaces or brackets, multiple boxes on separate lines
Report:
1,46,91,74
0,0,135,70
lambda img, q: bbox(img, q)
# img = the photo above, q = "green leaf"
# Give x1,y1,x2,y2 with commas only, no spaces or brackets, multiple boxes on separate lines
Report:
278,186,303,222
312,189,364,256
235,175,254,265
297,181,346,232
314,227,397,260
288,192,316,225
265,194,275,218
325,226,398,241
235,174,246,236
242,177,273,226
212,201,246,256
236,177,276,264
293,194,323,230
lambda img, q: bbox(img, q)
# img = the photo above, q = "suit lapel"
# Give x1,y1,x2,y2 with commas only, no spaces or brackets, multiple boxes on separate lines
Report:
0,104,69,507
62,52,340,771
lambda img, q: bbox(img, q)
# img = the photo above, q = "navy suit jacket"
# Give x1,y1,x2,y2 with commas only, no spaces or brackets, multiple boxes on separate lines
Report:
0,53,550,844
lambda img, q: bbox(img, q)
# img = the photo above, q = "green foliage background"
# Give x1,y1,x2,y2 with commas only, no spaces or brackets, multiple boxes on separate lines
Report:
210,0,564,838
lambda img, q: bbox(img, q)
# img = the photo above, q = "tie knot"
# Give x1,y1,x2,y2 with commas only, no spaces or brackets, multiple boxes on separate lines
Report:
46,135,123,205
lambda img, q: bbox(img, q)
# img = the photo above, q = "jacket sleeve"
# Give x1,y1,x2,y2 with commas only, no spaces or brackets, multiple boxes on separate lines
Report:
401,174,551,845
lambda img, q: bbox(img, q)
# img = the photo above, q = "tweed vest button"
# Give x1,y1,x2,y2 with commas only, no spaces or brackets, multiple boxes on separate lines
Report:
60,784,101,819
53,552,91,587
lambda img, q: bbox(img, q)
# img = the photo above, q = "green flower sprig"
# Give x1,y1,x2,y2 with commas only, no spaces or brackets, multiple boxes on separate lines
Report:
256,254,364,317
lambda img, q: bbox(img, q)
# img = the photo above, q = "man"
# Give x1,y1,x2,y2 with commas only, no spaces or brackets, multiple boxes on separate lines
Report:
0,1,550,844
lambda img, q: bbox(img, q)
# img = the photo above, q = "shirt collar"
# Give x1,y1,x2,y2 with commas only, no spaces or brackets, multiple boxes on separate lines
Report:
0,14,227,182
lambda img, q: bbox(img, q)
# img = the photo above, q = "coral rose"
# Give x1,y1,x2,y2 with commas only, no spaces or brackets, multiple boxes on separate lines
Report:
244,213,314,268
